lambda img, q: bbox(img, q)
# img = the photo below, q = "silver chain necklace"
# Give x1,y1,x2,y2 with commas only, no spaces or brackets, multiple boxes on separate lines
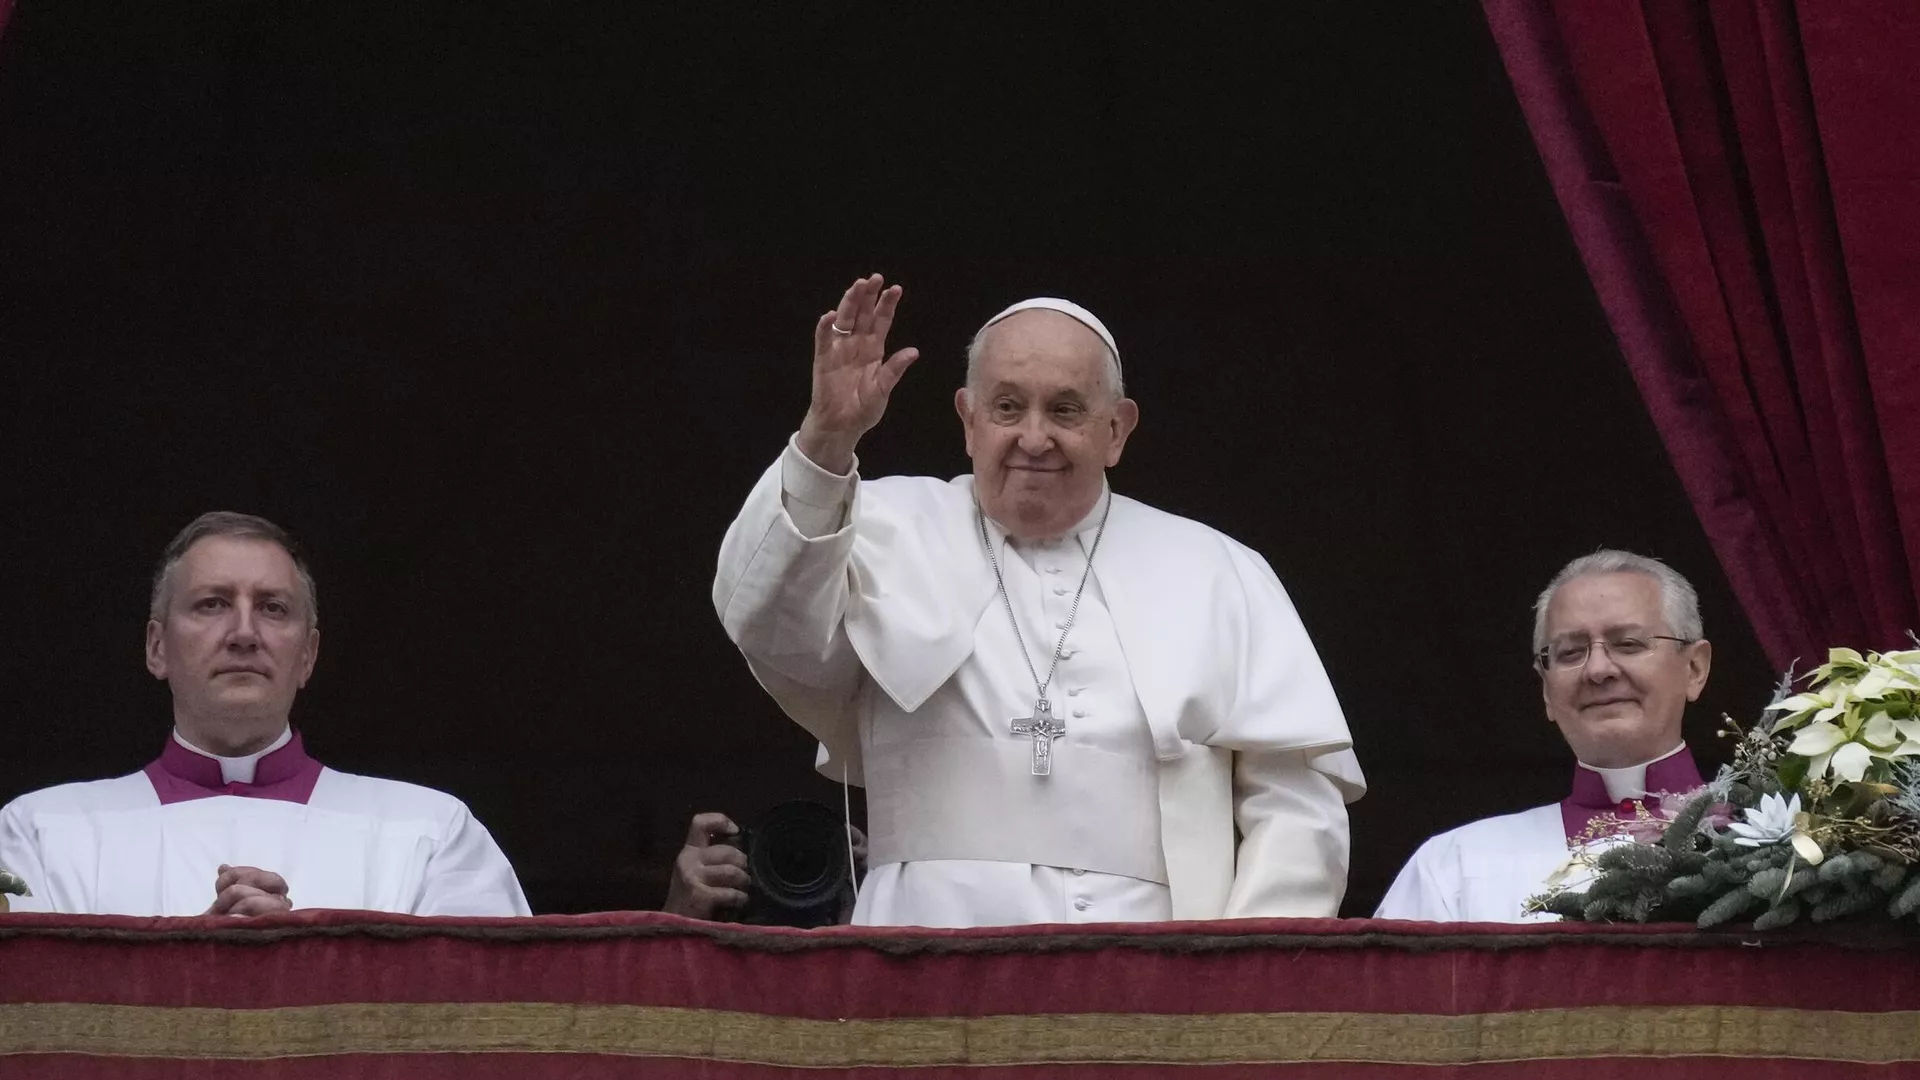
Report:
977,491,1113,776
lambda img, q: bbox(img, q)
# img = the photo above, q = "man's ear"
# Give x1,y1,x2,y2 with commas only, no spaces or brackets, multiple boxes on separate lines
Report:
145,620,168,680
954,388,976,458
1684,638,1713,702
1106,398,1140,467
296,627,320,689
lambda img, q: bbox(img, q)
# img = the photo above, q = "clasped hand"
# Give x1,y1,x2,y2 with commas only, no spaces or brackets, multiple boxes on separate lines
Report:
205,863,292,917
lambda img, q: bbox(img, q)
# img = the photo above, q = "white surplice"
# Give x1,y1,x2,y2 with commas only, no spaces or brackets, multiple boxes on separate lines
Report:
1372,804,1571,924
1374,747,1696,923
0,732,530,918
714,438,1365,926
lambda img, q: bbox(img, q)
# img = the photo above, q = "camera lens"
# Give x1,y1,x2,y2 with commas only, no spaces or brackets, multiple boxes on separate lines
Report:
742,801,851,926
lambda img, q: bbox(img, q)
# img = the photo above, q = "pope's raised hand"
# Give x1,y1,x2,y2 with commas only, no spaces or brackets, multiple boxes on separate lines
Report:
796,273,920,474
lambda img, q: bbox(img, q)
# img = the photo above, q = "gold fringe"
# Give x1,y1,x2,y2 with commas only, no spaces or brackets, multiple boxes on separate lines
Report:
4,1003,1920,1065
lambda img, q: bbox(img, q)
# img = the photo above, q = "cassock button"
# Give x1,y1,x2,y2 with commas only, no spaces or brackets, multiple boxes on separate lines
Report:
1067,687,1083,697
1052,586,1069,596
1072,868,1086,876
1073,898,1090,911
1072,708,1087,718
1047,567,1062,575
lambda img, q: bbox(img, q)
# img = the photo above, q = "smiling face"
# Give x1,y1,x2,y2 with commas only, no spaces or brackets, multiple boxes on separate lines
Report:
1538,571,1711,768
955,310,1139,540
145,535,319,755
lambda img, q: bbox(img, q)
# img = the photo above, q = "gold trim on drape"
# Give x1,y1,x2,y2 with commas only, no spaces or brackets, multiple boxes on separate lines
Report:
4,1003,1918,1066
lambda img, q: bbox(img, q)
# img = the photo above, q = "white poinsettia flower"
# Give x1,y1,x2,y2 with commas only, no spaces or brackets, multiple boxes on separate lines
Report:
1789,721,1847,756
1852,666,1899,700
1727,792,1800,846
1877,649,1920,680
1832,742,1874,782
1766,691,1830,714
1865,713,1898,742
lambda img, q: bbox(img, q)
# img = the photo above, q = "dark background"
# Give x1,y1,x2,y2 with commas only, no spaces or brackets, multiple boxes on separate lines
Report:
0,4,1777,915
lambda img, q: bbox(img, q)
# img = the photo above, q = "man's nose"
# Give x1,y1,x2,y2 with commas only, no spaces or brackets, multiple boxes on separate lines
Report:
1582,643,1622,680
225,604,262,649
1016,413,1054,454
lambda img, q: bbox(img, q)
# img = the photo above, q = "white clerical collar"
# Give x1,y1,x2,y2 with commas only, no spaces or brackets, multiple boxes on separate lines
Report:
994,481,1113,552
1577,742,1685,802
173,725,294,785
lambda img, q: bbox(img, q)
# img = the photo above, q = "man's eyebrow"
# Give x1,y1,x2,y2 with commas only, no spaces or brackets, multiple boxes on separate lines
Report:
1552,623,1652,639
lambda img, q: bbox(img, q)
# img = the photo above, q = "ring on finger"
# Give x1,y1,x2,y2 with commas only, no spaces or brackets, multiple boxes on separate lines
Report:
830,323,855,335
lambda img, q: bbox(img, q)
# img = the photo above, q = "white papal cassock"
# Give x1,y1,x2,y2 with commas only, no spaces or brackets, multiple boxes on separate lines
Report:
1374,744,1704,923
713,438,1366,927
0,728,529,917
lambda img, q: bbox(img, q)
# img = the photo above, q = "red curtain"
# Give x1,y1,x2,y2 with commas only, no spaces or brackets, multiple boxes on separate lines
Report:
1482,0,1920,669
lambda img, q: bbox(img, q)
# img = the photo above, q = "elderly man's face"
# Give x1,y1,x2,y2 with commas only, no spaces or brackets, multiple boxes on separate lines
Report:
954,310,1139,540
145,536,319,744
1538,571,1710,768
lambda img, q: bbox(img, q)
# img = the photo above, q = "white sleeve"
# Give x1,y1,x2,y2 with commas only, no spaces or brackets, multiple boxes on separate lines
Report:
712,438,869,770
1223,749,1350,918
779,436,857,538
412,804,531,917
1373,836,1460,921
0,799,54,913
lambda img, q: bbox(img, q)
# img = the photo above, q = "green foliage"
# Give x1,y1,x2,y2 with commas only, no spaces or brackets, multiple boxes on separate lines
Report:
1891,876,1920,919
1751,899,1803,931
1530,645,1920,931
1698,887,1758,928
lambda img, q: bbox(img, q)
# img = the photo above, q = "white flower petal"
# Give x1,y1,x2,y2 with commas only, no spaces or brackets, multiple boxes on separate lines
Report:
1766,693,1829,713
1854,667,1898,700
1792,832,1826,865
1832,741,1873,783
1865,713,1900,746
1789,722,1848,756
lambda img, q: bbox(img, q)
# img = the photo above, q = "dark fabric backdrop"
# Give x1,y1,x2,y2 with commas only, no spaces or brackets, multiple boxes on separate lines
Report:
1484,0,1920,671
0,3,1777,914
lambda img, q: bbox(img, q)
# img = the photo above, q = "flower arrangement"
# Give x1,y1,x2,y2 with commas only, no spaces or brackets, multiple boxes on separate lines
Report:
1533,646,1920,929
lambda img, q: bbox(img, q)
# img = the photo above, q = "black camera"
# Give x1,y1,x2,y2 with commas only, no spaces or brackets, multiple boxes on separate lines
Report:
731,800,855,928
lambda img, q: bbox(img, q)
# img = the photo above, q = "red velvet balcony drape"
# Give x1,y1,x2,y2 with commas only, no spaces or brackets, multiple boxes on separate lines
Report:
1482,0,1920,669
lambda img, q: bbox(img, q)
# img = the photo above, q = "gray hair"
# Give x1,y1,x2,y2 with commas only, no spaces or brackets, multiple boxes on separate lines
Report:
150,511,318,629
964,321,1126,401
1532,549,1702,652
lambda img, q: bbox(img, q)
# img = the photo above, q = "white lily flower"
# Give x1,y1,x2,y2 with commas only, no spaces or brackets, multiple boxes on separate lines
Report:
1727,793,1800,846
1724,794,1825,865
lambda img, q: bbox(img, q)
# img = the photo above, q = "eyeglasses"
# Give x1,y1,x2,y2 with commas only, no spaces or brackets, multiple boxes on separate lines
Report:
1535,634,1691,673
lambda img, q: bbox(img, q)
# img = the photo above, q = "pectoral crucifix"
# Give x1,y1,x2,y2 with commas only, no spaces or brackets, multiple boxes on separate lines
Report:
1010,699,1066,776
